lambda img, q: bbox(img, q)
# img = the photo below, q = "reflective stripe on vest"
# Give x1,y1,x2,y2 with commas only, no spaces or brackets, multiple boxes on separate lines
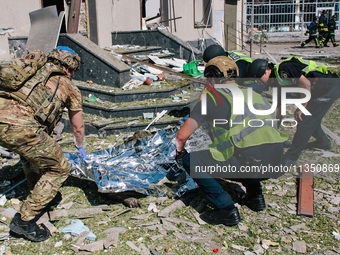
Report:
227,52,252,63
274,56,328,86
208,85,288,161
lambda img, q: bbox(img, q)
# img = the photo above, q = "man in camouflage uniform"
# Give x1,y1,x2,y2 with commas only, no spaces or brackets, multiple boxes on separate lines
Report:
0,46,86,242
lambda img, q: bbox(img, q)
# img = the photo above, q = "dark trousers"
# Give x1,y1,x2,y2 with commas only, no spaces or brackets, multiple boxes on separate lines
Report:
324,32,336,46
285,79,340,161
302,35,319,47
319,30,328,43
182,143,284,209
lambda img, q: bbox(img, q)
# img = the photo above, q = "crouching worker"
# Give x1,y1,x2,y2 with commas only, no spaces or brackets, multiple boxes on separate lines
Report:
175,56,287,226
0,46,86,241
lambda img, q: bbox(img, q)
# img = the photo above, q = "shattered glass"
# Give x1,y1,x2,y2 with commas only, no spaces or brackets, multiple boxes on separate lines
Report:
64,123,210,197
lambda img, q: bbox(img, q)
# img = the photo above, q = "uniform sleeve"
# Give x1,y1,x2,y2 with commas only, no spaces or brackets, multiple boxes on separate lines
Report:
66,84,83,111
278,61,308,87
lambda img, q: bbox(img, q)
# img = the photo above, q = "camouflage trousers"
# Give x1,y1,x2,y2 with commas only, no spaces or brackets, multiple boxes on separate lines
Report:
0,124,71,221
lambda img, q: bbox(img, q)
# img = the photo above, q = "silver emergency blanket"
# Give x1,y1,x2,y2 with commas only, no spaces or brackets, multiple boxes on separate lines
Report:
64,125,210,197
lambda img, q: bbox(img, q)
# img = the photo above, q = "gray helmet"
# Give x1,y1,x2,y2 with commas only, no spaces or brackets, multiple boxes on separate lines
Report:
246,59,269,78
203,44,227,63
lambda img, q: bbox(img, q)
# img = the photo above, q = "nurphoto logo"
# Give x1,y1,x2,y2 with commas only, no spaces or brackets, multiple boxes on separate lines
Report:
200,84,312,128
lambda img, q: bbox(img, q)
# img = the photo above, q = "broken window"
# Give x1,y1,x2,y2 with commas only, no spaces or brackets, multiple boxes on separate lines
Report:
194,0,212,28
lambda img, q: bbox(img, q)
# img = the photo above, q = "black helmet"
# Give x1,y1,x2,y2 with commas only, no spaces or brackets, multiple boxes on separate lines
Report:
246,59,269,78
313,16,318,22
322,10,326,15
203,44,227,63
332,15,336,19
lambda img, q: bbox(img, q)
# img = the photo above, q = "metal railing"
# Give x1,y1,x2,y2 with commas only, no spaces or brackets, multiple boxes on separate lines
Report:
246,0,339,33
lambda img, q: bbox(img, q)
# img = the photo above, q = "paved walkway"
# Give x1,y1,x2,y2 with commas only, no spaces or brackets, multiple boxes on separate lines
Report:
243,40,340,63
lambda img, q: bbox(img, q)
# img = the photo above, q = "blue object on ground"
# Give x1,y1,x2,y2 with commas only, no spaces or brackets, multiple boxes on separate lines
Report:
61,219,96,240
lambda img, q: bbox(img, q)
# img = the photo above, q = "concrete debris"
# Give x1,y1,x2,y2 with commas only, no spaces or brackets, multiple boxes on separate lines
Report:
287,204,296,211
9,199,19,205
231,244,248,251
173,232,194,242
147,203,159,213
253,244,265,254
1,208,16,219
261,239,279,247
136,220,160,227
49,208,103,221
330,196,340,205
318,150,340,157
290,223,309,232
238,223,249,232
292,241,307,253
282,227,296,235
191,210,206,225
272,190,287,196
126,241,150,255
333,231,340,240
61,219,96,240
42,221,59,236
244,252,256,255
267,202,279,208
269,212,280,218
130,213,154,220
147,197,167,205
321,125,340,146
60,201,74,210
160,219,180,231
150,234,164,241
108,208,132,218
122,78,144,90
157,200,185,217
0,196,6,206
0,233,9,241
36,212,49,225
78,240,104,253
58,192,77,205
102,227,127,248
163,217,199,228
54,241,63,248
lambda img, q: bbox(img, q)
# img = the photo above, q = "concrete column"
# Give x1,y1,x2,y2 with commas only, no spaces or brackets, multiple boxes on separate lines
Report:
224,0,238,51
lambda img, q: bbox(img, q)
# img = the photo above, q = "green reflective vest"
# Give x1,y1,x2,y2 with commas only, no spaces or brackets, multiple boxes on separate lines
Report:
274,56,328,86
227,52,252,63
209,85,288,162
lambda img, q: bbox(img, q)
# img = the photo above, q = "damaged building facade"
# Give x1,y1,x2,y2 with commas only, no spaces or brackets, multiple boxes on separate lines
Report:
0,0,246,60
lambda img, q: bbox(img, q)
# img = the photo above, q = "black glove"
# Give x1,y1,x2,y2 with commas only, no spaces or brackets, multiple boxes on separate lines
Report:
175,148,188,165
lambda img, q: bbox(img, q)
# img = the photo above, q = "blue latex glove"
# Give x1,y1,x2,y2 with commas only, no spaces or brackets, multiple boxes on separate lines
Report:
76,146,87,162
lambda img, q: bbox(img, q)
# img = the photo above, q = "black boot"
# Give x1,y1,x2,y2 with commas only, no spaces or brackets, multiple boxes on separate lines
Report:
239,193,266,212
47,191,62,210
200,205,241,226
9,213,50,242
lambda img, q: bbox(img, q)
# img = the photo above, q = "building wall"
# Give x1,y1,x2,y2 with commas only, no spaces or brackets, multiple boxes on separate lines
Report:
96,0,226,47
95,0,141,47
166,0,225,43
0,0,41,59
